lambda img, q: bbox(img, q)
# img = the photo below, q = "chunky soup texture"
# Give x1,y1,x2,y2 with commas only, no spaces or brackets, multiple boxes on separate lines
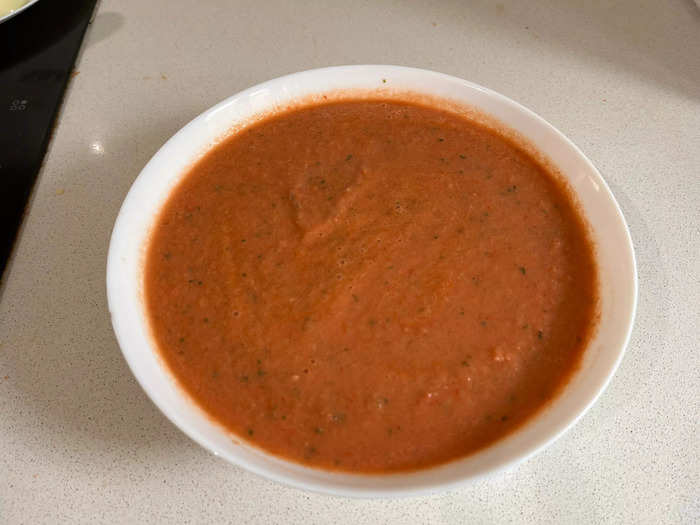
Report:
145,99,598,472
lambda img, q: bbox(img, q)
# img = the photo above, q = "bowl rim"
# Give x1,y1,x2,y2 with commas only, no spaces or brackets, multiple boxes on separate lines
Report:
0,0,41,25
106,65,638,498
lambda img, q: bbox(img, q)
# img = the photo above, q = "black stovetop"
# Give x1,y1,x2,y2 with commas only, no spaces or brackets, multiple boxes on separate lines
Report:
0,0,97,280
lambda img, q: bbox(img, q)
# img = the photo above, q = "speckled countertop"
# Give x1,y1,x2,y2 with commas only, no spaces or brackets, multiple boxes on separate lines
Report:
1,0,699,523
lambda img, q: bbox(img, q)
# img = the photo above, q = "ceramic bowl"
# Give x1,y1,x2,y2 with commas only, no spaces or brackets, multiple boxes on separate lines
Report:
107,65,637,497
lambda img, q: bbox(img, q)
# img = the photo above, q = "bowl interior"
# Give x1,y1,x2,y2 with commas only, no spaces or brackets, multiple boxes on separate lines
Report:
107,65,636,497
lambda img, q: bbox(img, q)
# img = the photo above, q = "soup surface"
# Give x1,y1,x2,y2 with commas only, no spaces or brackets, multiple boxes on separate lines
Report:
145,98,598,472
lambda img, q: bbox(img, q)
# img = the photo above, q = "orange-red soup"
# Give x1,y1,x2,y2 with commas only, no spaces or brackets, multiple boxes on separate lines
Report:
145,99,598,472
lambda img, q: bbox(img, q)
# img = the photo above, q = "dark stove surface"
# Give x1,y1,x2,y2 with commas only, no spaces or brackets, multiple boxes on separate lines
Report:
0,0,97,280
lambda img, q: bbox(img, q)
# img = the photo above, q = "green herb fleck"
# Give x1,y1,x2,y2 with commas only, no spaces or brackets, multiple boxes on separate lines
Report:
345,154,353,161
459,154,466,159
537,330,543,340
247,428,254,436
519,266,526,275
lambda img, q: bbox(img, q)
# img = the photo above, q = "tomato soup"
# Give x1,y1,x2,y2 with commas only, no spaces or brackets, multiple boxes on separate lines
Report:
144,99,598,472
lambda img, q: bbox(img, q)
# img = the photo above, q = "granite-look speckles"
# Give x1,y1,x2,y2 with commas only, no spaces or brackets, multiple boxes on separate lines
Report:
1,0,699,523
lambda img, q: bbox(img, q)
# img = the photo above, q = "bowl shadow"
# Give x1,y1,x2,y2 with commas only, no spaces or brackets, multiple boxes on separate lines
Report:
0,114,206,463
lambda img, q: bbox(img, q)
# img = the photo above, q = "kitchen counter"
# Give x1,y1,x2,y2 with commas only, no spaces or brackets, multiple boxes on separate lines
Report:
1,0,698,523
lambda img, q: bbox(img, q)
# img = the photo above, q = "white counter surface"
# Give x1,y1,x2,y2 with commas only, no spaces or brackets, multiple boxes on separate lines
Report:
1,1,699,523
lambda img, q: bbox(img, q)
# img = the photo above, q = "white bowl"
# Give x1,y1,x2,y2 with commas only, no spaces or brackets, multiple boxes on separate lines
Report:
107,65,637,497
